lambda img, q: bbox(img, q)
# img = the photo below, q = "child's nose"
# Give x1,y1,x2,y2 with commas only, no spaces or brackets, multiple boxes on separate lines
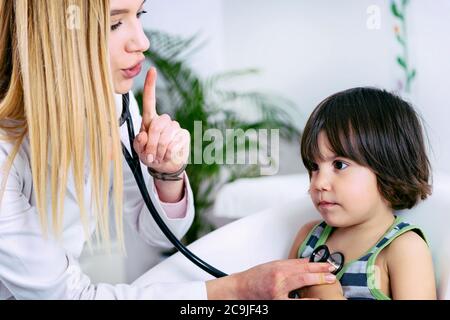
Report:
311,170,332,191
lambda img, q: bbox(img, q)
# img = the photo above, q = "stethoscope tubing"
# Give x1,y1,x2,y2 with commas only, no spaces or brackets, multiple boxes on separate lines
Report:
120,93,227,278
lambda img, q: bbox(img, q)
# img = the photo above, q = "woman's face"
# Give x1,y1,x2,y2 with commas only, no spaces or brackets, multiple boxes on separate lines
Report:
109,0,150,94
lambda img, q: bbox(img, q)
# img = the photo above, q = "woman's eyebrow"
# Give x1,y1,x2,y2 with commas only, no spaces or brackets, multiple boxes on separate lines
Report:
111,0,146,16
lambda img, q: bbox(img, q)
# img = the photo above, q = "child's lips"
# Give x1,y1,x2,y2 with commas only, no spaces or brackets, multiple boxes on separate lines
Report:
318,201,339,208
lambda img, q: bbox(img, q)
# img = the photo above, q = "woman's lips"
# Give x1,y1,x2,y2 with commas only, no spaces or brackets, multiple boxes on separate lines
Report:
121,62,143,79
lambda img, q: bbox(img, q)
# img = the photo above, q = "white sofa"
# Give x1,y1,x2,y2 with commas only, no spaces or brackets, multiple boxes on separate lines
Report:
132,171,450,299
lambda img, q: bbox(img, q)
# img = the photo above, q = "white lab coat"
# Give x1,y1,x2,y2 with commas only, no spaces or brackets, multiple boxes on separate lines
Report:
0,92,207,300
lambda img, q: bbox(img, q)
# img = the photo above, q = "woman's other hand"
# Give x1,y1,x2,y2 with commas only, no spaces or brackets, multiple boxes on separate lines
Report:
206,259,337,300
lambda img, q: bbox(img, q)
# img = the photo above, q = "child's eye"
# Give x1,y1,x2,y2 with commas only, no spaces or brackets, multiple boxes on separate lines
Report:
334,160,348,170
310,163,319,172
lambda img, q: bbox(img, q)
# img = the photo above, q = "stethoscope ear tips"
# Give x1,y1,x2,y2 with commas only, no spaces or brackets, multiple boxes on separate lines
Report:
309,244,345,275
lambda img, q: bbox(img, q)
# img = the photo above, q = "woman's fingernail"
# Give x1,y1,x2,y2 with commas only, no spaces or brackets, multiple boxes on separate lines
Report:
147,154,154,163
325,274,336,283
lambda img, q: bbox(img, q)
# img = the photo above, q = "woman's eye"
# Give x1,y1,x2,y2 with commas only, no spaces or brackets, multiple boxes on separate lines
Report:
111,10,147,31
137,10,148,18
334,160,348,170
111,21,122,31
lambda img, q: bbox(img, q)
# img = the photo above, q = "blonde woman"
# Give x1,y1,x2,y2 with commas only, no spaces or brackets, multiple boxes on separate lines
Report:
0,0,336,299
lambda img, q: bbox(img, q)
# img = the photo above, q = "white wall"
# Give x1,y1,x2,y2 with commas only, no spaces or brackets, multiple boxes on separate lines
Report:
140,0,225,77
221,0,395,174
221,0,450,175
222,0,394,123
408,0,450,176
136,0,450,176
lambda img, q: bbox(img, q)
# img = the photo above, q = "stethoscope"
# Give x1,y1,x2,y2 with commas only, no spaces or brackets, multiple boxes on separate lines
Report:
309,244,345,275
119,93,227,278
288,244,344,298
119,93,346,279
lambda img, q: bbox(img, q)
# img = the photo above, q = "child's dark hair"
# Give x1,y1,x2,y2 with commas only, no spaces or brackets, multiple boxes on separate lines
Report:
301,87,431,210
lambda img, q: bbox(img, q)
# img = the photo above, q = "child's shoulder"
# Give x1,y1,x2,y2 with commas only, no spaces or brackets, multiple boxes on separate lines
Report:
385,229,430,260
297,219,323,240
288,219,322,259
382,229,436,299
382,228,432,278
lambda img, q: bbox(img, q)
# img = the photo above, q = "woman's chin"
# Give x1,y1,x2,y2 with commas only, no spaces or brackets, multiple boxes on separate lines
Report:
113,78,133,94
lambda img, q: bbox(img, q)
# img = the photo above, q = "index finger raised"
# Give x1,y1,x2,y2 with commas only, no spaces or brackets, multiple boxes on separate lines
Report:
141,67,158,131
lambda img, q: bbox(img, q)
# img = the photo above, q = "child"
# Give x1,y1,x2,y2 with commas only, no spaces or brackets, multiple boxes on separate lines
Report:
288,87,436,300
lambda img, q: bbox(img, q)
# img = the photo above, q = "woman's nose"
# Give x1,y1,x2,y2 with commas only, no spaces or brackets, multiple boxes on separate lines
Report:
128,25,150,53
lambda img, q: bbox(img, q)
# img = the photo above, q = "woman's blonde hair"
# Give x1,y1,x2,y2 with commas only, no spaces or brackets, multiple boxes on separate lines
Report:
0,0,124,249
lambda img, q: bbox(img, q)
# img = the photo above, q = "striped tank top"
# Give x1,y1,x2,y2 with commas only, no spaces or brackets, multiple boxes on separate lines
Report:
297,216,426,300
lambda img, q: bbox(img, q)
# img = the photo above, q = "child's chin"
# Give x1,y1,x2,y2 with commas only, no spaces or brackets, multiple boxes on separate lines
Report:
320,213,342,227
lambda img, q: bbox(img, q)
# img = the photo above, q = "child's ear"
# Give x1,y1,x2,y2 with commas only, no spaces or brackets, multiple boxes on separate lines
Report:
381,197,392,209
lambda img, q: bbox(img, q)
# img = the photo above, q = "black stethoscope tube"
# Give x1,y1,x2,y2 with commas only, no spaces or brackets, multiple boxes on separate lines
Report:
119,93,227,278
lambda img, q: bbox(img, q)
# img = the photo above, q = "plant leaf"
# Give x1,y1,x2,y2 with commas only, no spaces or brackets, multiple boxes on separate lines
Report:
396,34,405,46
397,56,407,70
391,2,404,20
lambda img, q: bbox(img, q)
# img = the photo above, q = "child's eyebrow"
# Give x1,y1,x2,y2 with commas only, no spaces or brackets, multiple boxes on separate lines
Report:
314,154,337,162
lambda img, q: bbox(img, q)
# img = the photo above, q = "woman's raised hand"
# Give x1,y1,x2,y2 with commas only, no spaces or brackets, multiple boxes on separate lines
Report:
133,67,190,174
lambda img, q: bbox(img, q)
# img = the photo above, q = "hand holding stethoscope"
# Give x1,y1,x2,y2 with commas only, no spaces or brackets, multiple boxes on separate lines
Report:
288,245,345,298
132,67,190,174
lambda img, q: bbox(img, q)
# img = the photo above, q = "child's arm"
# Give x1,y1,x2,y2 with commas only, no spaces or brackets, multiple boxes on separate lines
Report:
386,231,436,300
300,282,346,300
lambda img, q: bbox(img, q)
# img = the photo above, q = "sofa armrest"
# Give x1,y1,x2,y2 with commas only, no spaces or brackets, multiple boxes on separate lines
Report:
213,173,310,219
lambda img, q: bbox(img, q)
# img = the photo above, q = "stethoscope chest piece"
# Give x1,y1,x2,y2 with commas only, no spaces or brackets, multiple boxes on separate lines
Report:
309,244,345,275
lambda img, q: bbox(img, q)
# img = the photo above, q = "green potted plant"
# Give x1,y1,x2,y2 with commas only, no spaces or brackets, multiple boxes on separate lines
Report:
134,30,301,245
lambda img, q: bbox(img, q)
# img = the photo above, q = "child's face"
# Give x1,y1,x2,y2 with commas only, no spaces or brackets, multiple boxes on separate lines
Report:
309,131,392,227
